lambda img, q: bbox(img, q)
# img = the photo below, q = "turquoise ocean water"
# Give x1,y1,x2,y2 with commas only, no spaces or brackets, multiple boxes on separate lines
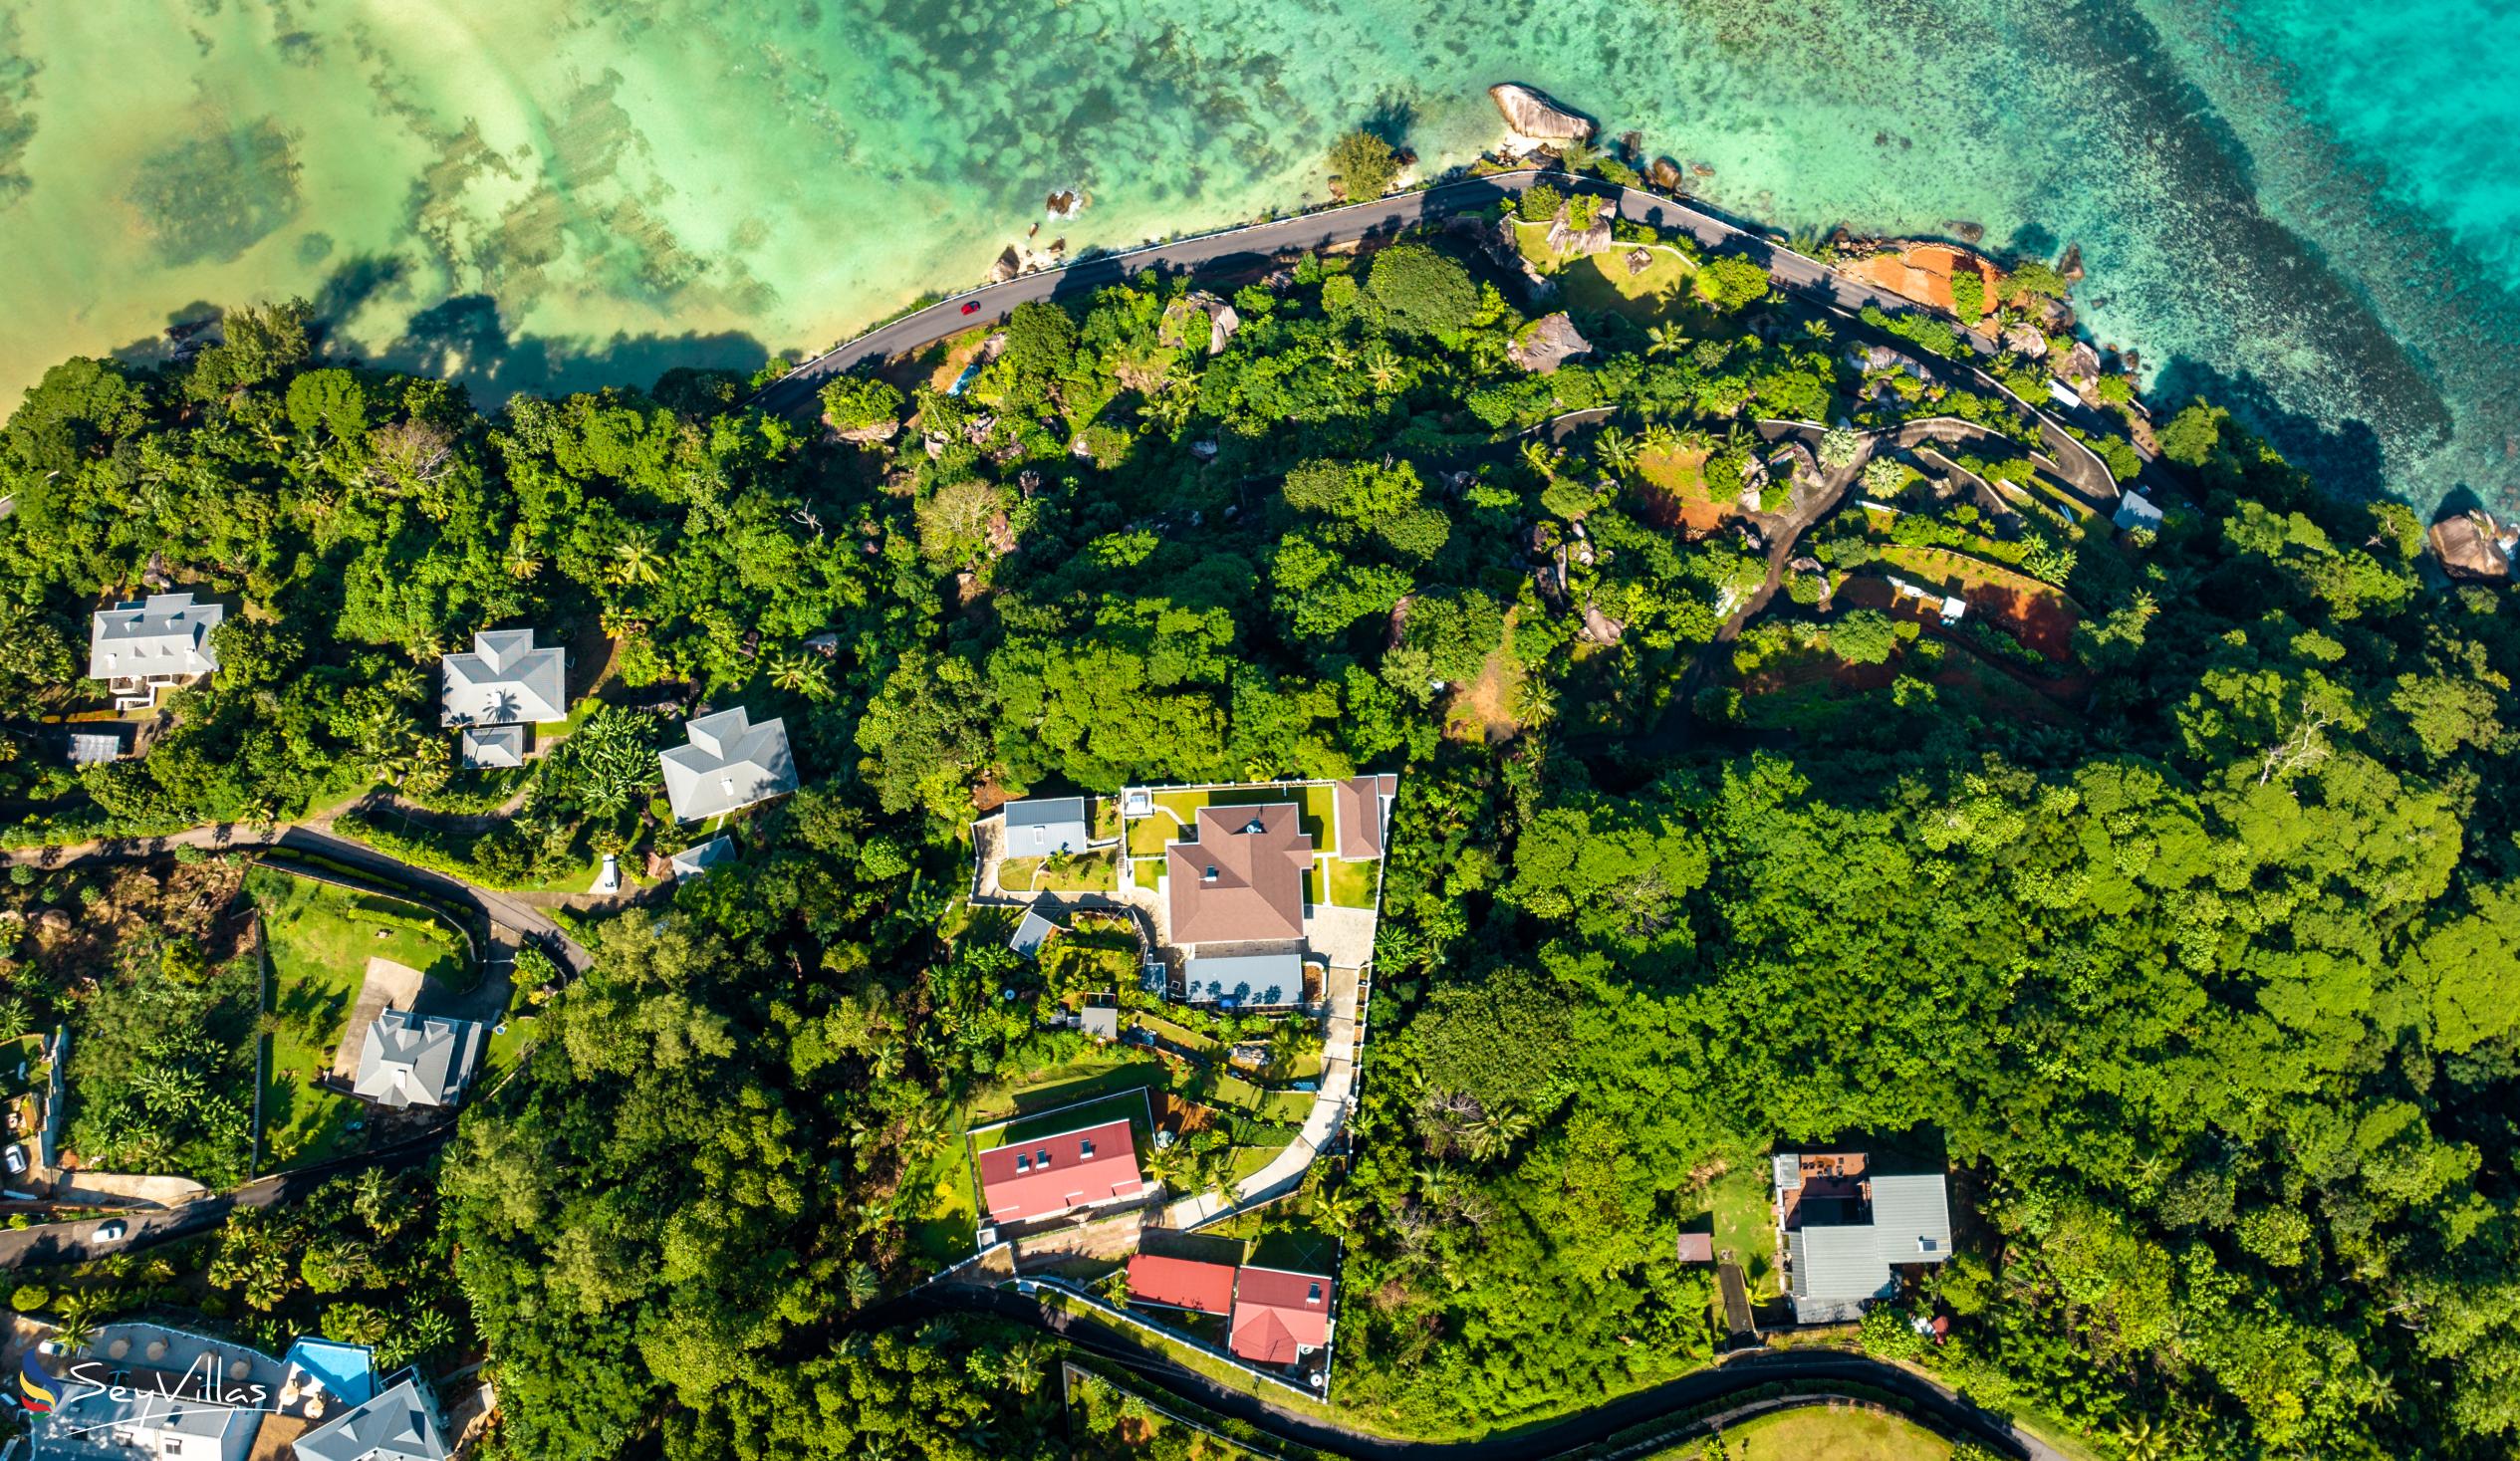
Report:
0,0,2511,508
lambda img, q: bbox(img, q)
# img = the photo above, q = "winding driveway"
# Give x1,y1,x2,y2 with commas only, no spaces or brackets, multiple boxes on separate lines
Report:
0,1124,453,1269
1,820,593,976
873,1281,2054,1460
750,168,2125,504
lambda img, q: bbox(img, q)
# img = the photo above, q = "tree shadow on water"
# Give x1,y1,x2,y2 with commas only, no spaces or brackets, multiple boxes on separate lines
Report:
2152,355,2399,506
363,293,774,406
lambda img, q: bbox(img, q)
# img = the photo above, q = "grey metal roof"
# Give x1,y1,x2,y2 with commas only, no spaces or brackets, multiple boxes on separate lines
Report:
458,724,526,770
1869,1173,1955,1264
668,836,735,879
66,731,125,765
1789,1224,1893,1305
294,1377,450,1461
440,628,567,727
1009,909,1060,956
354,1009,482,1109
1182,951,1305,1006
1081,1004,1121,1038
1003,797,1089,858
659,707,798,821
2114,490,2164,531
31,1322,292,1461
87,593,222,679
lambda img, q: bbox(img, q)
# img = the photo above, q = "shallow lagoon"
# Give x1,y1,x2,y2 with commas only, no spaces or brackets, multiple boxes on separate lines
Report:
0,0,2511,506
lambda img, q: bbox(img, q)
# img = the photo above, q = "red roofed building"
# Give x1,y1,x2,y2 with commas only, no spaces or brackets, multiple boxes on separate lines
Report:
1229,1266,1335,1367
1126,1254,1238,1316
977,1118,1143,1224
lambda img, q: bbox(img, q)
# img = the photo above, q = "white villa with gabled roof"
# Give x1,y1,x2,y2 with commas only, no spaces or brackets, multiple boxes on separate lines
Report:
89,592,223,710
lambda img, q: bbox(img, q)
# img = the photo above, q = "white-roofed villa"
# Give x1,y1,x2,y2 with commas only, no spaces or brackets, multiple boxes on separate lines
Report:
440,627,568,769
88,592,223,711
658,707,798,823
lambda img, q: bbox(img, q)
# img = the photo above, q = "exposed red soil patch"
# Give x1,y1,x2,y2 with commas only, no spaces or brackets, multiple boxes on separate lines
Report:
1875,546,2080,661
1845,244,2002,318
1632,448,1731,538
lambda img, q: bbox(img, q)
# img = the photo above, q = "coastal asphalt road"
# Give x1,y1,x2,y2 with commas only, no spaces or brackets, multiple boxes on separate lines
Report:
0,1123,453,1270
752,165,2121,505
875,1281,2054,1461
753,168,1909,415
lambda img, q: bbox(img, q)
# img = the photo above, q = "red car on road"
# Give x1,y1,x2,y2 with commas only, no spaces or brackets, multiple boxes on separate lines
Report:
960,301,981,315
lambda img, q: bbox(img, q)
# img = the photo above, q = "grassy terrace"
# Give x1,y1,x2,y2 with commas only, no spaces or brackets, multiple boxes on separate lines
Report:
1648,1406,1954,1460
1324,855,1379,909
1510,219,1702,323
250,866,468,1171
999,851,1119,893
1139,782,1338,849
971,1087,1155,1152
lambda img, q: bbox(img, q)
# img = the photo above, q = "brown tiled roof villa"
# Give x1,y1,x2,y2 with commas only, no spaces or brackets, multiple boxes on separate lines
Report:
1334,773,1395,860
1229,1267,1335,1365
1167,803,1312,945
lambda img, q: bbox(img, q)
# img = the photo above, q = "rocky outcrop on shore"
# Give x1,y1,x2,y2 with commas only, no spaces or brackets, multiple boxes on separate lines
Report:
1509,312,1592,373
1489,84,1594,144
1545,201,1614,257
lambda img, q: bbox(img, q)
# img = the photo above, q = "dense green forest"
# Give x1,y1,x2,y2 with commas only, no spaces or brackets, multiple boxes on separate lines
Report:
2,198,2516,1461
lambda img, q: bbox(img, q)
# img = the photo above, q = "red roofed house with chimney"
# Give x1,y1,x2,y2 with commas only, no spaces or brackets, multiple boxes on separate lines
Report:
1166,803,1313,948
976,1118,1144,1225
1228,1266,1336,1367
1126,1254,1238,1316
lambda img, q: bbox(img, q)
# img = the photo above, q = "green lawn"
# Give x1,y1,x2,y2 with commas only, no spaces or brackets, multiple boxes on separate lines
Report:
974,1088,1155,1151
250,867,469,1171
998,851,1118,893
1151,783,1338,849
1135,1013,1219,1053
482,1012,541,1084
1210,1072,1312,1122
1127,814,1182,857
967,1051,1169,1127
902,1121,979,1265
1698,1159,1781,1300
0,1034,46,1098
1512,220,1702,322
1130,855,1166,888
1325,856,1380,910
1650,1404,1953,1460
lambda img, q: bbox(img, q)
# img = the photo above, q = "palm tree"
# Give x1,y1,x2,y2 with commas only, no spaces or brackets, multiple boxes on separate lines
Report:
1511,675,1561,728
1000,1338,1055,1396
1595,425,1640,478
847,1262,882,1309
605,529,666,589
403,1307,456,1359
2116,1416,2167,1461
1363,348,1403,392
1644,324,1691,359
1312,1185,1363,1234
1463,1104,1533,1162
1802,319,1835,342
52,1292,113,1353
1519,439,1565,483
767,652,818,695
1639,421,1683,457
0,995,30,1042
